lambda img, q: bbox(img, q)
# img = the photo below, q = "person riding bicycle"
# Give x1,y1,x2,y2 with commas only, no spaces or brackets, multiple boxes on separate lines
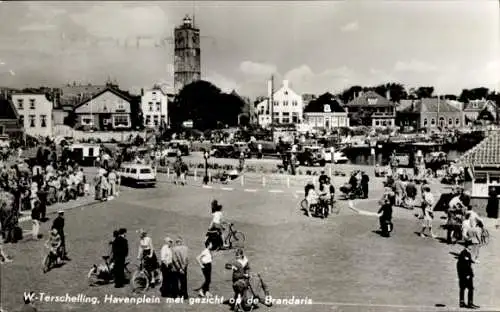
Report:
137,229,160,285
208,200,227,250
305,183,319,217
45,228,62,264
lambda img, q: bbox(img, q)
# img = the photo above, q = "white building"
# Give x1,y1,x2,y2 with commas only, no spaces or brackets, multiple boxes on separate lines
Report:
256,80,303,127
141,87,168,128
12,93,53,137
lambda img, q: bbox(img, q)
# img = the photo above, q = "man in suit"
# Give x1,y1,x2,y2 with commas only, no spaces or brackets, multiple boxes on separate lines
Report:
172,237,189,299
457,241,479,309
51,211,69,260
112,228,129,288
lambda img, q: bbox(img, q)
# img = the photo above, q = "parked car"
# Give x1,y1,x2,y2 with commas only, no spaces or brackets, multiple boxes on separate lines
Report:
323,150,349,164
211,143,236,158
297,146,326,166
118,163,156,187
248,141,279,157
169,139,190,156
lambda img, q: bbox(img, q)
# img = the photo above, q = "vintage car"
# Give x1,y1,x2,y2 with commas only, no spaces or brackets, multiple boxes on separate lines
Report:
323,149,349,164
118,163,156,187
210,143,237,158
162,140,190,157
296,146,326,167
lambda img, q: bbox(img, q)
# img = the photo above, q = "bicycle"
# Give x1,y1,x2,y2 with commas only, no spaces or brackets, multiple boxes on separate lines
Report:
42,245,61,273
131,259,162,293
224,263,270,312
87,255,131,286
224,223,245,249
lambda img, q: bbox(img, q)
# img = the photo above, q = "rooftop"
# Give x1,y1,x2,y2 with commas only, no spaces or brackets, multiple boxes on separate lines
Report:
457,130,500,168
399,98,462,114
304,92,346,113
345,90,395,107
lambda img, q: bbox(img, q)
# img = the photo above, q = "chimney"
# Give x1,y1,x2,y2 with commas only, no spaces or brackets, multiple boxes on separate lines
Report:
386,90,391,101
283,80,289,89
267,80,272,98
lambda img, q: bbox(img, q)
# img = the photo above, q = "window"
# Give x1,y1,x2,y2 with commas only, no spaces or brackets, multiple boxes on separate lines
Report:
382,120,387,126
130,168,137,174
153,115,159,126
439,117,445,127
113,115,130,128
423,118,428,126
431,118,436,125
292,100,298,106
292,112,298,123
475,172,487,184
273,118,279,124
448,118,453,125
145,115,151,125
29,115,35,127
375,120,380,126
88,148,94,157
82,116,93,125
156,102,161,111
125,168,130,174
456,118,460,125
17,99,24,110
273,112,279,116
273,101,278,106
40,115,47,127
152,92,157,95
149,104,153,112
282,112,290,116
117,102,124,111
140,168,151,174
19,115,24,126
282,118,290,123
29,99,35,109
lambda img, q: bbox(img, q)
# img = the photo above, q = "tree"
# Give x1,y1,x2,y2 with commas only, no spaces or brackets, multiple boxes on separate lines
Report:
415,87,434,99
338,85,363,104
373,83,407,103
459,87,490,103
171,80,244,130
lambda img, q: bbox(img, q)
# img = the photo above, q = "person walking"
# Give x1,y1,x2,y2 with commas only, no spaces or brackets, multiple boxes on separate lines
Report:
31,201,41,240
405,178,417,210
51,211,69,260
112,228,128,288
160,237,174,297
420,186,436,238
172,236,189,299
457,241,479,309
196,240,213,297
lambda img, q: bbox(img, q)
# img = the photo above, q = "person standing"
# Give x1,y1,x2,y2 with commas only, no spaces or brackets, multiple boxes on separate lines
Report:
172,237,189,299
160,237,174,297
108,169,117,199
196,240,213,297
112,228,128,288
420,186,436,238
405,178,417,210
377,190,394,237
51,211,69,260
457,241,479,309
361,172,369,199
486,187,499,229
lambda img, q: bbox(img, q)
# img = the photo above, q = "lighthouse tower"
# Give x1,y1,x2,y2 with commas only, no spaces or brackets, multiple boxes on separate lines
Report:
174,15,201,93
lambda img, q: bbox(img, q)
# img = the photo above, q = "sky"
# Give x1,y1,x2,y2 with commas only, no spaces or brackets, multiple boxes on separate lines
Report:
0,0,498,98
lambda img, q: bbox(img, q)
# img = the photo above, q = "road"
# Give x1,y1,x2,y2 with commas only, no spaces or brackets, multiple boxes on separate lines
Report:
1,180,499,312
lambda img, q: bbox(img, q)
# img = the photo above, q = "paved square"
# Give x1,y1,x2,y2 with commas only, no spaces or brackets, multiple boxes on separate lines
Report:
2,182,500,312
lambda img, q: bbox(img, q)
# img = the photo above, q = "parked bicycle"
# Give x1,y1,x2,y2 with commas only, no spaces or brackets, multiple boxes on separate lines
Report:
87,255,131,286
131,259,162,293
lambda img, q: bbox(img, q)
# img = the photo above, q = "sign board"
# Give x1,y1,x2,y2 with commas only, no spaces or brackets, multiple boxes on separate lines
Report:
182,120,193,128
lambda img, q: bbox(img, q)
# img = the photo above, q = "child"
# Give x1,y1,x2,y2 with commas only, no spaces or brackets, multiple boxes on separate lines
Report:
83,175,90,196
196,241,213,297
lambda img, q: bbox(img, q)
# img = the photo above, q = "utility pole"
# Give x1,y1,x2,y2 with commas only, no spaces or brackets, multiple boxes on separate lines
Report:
270,75,274,141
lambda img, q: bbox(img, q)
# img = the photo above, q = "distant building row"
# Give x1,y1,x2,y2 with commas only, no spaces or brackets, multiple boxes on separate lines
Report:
254,80,497,132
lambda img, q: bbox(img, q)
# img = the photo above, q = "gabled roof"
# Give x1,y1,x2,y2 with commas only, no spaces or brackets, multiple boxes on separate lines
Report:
304,92,345,113
463,100,496,112
74,87,133,110
345,90,395,107
60,85,107,107
0,98,19,120
457,130,500,168
399,98,462,114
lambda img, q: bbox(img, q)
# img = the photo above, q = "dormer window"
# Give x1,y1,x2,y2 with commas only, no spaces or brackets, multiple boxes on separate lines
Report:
367,98,378,105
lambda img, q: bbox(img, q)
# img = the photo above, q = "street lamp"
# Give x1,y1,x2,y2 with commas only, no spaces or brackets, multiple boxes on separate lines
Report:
203,151,209,184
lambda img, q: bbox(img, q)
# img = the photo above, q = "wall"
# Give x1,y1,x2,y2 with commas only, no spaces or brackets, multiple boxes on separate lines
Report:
141,89,168,128
12,94,53,137
52,125,145,142
420,112,464,129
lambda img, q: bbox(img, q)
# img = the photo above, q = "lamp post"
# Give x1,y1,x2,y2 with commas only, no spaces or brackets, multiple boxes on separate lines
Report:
203,151,209,184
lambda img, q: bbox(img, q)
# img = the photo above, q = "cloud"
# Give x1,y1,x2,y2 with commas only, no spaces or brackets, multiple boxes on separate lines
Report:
340,21,359,32
204,71,239,93
70,4,169,39
282,65,357,94
394,59,437,73
239,61,277,77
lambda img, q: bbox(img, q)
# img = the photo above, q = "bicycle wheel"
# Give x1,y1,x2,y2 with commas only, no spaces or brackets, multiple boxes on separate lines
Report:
131,270,149,292
229,231,246,249
42,254,51,273
300,199,308,211
87,266,99,286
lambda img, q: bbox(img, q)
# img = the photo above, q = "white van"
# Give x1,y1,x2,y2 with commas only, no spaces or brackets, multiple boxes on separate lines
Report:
119,163,156,187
